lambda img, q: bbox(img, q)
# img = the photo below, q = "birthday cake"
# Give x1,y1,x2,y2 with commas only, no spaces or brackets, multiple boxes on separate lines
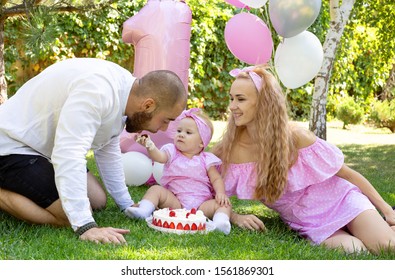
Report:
151,208,207,231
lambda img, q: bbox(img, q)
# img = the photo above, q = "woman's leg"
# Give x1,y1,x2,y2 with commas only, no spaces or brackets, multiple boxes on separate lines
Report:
322,229,367,254
347,209,395,254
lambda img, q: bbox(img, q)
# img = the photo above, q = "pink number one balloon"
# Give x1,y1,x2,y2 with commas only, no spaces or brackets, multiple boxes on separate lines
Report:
120,0,192,182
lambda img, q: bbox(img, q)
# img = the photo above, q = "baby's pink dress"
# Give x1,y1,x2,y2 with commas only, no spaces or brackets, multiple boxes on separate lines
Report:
160,143,222,210
223,138,375,244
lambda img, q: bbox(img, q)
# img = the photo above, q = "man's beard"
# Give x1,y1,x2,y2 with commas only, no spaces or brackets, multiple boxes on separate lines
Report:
125,111,153,133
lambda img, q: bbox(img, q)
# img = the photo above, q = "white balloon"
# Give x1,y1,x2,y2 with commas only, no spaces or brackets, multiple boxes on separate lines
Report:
240,0,268,8
274,31,323,89
152,161,164,184
121,152,153,186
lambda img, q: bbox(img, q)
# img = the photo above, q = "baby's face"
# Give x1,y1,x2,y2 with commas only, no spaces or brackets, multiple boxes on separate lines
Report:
174,117,204,155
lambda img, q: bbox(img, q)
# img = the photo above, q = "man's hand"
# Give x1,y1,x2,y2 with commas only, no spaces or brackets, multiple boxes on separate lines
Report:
79,227,130,244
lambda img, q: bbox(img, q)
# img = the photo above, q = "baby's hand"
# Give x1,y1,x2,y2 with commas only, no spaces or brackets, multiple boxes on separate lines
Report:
135,134,156,151
215,193,231,207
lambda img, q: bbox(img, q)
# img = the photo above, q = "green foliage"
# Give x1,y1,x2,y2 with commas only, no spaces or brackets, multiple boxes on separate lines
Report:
187,0,238,120
22,6,60,58
286,86,314,121
329,0,395,116
3,0,395,120
4,0,144,95
369,99,395,133
335,95,364,129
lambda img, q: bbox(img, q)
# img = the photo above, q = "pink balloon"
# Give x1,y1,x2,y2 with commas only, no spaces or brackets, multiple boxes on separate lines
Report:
225,0,249,8
120,0,192,182
122,0,192,92
225,13,273,65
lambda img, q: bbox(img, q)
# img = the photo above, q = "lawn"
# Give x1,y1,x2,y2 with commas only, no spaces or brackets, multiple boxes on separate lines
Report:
1,129,395,260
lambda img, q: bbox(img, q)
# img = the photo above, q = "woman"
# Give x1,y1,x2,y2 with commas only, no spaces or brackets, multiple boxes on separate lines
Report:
211,65,395,254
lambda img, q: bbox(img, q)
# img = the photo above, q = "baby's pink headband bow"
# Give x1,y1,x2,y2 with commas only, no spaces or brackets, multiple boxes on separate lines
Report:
229,66,262,91
177,108,212,148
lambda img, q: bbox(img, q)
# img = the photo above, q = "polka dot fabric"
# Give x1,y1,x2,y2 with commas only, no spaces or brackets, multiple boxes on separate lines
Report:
223,138,375,244
160,143,222,210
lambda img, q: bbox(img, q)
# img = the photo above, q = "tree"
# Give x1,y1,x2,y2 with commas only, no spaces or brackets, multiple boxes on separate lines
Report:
0,0,112,105
309,0,355,140
381,63,395,100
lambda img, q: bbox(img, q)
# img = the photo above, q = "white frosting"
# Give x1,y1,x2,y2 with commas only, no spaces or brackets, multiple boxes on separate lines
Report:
152,208,207,231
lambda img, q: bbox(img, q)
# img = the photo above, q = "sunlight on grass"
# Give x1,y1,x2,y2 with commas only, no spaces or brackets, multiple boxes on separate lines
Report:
119,245,210,260
2,142,395,260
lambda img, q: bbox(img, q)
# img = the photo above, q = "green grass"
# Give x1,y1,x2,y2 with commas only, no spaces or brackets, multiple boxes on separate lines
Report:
1,144,395,260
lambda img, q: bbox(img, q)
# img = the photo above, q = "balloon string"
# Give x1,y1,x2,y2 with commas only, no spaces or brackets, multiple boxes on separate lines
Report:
260,4,278,80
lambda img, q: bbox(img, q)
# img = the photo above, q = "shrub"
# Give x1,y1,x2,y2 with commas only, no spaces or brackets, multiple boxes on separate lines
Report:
335,95,364,129
369,99,395,133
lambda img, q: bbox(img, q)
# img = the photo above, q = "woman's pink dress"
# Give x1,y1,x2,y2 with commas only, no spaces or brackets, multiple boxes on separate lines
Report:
223,138,375,244
160,143,221,210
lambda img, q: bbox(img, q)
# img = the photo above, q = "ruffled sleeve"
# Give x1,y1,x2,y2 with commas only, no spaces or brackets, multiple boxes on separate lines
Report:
202,151,222,169
287,138,344,192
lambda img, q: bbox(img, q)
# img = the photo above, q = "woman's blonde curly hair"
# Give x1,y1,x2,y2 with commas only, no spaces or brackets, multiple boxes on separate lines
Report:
211,65,298,204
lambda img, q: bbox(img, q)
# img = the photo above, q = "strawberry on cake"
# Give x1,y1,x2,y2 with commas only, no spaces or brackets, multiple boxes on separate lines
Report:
151,208,207,232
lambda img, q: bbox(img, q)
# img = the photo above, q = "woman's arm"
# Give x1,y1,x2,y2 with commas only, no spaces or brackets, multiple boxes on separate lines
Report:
336,164,395,225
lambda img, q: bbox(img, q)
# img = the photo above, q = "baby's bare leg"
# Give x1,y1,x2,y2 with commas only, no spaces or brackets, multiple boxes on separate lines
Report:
143,185,182,209
199,199,231,234
124,185,181,219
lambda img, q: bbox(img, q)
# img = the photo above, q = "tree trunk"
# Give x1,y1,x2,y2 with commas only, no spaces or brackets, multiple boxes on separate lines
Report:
0,17,7,105
380,62,395,100
309,0,355,139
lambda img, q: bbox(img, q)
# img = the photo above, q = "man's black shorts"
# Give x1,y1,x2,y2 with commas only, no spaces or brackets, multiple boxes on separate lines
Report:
0,154,59,208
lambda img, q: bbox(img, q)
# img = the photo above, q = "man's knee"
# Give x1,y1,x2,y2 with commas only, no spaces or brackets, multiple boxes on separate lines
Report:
46,200,70,227
0,188,6,208
91,194,107,210
87,172,107,210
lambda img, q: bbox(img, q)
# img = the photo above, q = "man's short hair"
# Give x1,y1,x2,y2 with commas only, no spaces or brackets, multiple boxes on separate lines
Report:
138,70,186,110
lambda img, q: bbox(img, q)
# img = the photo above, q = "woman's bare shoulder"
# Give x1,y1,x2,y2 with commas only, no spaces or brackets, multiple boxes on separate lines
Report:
290,124,317,149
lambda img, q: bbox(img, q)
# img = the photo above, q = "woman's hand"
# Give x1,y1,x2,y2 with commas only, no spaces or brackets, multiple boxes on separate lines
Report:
230,212,266,231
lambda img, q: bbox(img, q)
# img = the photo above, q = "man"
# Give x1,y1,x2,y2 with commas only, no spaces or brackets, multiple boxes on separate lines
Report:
0,58,186,244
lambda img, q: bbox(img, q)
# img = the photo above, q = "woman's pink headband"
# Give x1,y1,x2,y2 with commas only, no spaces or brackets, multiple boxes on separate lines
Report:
176,108,212,148
229,66,262,91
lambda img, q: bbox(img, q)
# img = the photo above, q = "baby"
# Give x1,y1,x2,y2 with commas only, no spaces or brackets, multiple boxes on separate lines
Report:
125,108,232,234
